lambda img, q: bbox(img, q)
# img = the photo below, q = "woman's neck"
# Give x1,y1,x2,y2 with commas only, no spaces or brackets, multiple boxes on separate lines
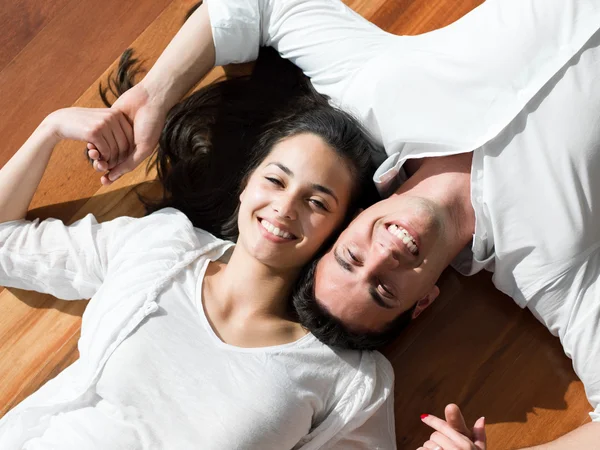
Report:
201,244,306,347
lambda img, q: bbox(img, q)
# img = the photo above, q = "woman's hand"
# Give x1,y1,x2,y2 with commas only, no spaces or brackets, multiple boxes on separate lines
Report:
418,404,486,450
45,107,134,174
88,83,167,185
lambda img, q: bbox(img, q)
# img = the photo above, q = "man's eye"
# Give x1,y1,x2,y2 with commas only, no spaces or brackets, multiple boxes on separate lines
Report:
348,249,360,263
378,281,394,298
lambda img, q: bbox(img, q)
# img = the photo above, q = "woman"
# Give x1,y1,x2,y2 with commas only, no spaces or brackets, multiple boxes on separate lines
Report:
0,51,395,448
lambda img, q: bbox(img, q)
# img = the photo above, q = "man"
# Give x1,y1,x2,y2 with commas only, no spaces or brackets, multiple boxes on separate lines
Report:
92,0,600,447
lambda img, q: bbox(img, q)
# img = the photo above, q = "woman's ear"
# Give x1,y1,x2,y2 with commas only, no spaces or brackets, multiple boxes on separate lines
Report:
411,285,440,320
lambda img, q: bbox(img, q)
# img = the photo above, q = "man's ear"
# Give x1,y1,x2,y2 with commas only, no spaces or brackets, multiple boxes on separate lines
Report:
411,285,440,320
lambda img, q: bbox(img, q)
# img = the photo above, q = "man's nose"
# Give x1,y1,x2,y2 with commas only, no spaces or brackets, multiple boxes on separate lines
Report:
272,194,298,220
367,242,400,272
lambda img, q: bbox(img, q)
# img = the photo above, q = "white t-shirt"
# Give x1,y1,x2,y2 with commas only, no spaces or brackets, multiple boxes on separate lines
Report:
205,0,600,421
0,209,396,449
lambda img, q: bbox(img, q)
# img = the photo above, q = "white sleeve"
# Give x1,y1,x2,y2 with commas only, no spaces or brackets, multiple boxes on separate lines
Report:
0,208,195,301
0,214,140,300
319,351,397,449
329,394,396,449
205,0,392,102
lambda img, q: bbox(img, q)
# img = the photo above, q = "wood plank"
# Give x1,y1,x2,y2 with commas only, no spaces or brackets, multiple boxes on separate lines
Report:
0,0,70,73
0,0,173,170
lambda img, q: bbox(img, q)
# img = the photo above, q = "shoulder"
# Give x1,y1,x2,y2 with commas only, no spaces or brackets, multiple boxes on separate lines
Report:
100,207,230,260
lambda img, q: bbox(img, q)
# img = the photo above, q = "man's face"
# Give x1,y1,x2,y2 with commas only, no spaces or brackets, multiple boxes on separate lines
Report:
315,193,449,332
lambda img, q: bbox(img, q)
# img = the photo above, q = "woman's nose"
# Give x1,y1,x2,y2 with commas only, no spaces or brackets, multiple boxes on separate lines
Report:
272,195,298,220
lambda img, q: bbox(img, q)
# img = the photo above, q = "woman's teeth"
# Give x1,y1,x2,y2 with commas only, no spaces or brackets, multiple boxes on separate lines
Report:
387,224,418,254
261,219,294,239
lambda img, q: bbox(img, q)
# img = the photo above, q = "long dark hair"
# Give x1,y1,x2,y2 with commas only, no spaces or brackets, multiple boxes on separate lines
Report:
101,47,378,242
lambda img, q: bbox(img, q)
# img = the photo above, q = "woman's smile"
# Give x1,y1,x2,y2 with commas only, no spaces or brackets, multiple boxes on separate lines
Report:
258,218,297,242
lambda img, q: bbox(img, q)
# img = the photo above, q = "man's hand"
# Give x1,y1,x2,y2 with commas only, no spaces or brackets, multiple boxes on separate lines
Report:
88,82,166,185
418,404,486,450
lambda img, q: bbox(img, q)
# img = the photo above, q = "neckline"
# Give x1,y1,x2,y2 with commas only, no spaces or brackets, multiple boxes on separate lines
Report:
194,259,316,353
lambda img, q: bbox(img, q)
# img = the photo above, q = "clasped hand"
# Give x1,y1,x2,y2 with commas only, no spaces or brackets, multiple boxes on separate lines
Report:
46,83,166,185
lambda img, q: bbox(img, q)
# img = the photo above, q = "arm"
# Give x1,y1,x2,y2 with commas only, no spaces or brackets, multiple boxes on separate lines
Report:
0,108,132,223
206,0,388,101
97,3,216,184
98,0,389,183
0,108,134,299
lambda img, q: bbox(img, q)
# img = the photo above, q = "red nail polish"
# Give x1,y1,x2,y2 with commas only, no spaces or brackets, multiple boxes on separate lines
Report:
420,414,429,420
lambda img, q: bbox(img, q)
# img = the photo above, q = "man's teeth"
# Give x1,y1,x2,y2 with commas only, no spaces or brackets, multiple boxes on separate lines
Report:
261,219,294,239
387,224,418,254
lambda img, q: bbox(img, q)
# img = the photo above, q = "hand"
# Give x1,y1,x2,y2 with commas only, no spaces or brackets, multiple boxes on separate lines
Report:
88,83,167,185
418,404,486,450
45,107,134,168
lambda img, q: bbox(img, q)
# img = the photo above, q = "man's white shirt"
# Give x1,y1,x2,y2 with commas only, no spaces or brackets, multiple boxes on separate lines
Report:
205,0,600,421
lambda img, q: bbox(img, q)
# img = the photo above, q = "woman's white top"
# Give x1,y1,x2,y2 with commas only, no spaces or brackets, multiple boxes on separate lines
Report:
205,0,600,421
0,208,396,449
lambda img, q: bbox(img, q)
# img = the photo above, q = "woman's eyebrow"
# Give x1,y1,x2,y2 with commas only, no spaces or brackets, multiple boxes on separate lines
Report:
267,162,340,204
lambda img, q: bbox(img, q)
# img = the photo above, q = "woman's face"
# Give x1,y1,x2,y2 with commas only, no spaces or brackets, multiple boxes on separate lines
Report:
237,132,354,270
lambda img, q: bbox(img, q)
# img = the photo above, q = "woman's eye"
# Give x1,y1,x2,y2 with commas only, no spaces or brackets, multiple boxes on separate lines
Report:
265,177,283,187
309,199,328,211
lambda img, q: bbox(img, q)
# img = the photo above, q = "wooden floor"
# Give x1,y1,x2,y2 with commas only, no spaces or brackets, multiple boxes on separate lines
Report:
0,0,591,448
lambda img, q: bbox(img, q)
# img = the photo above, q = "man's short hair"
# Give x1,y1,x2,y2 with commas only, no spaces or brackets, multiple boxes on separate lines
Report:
292,258,416,350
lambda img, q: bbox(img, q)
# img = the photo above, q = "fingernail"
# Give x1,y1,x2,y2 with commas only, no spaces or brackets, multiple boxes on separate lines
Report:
420,414,429,420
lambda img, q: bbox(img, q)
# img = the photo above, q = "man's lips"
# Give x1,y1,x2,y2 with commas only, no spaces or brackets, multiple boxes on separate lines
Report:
383,221,420,256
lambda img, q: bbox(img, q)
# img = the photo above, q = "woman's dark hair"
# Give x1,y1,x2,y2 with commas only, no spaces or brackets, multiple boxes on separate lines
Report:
101,31,389,350
101,47,378,241
292,257,416,351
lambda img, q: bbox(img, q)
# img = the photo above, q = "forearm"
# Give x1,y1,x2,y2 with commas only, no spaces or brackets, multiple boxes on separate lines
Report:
0,120,59,223
139,2,215,114
520,422,600,450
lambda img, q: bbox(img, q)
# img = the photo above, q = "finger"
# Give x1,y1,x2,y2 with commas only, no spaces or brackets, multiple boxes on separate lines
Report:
421,414,472,444
430,431,457,449
108,116,131,168
473,417,486,449
103,127,120,168
103,145,151,184
445,404,471,438
117,113,134,163
87,148,100,161
422,440,443,449
92,133,113,165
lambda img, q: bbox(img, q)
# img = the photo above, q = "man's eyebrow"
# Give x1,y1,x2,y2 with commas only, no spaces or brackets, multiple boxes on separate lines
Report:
334,247,353,272
267,162,339,204
368,286,394,309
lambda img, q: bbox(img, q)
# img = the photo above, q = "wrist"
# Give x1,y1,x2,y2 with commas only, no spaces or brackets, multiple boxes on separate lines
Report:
38,114,63,146
137,77,178,115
